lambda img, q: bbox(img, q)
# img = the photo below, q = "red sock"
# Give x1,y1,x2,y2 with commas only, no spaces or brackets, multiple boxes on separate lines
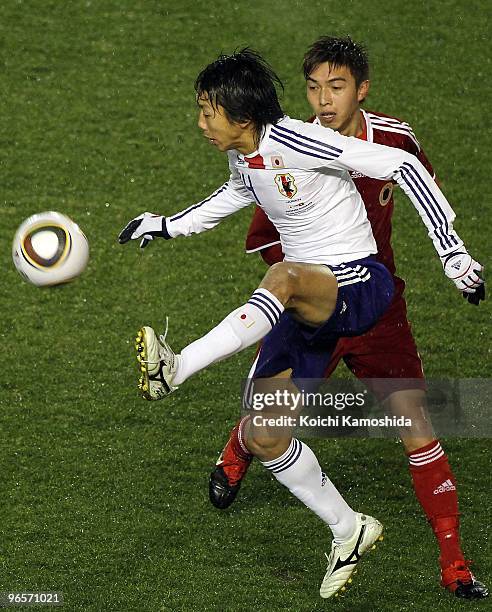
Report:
407,440,465,569
230,415,253,461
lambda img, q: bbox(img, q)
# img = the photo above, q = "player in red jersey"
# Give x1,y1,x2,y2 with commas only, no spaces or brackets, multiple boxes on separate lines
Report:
209,37,487,600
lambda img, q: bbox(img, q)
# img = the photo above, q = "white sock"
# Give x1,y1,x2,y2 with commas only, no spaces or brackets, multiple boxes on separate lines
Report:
173,288,284,385
262,439,357,543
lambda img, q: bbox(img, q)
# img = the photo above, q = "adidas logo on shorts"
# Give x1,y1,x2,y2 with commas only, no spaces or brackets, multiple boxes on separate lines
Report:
433,479,456,495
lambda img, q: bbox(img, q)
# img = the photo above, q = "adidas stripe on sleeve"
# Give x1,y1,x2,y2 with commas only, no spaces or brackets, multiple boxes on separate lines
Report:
269,123,344,164
325,132,463,257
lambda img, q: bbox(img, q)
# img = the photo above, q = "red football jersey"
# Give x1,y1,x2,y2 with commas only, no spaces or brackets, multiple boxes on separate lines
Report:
245,109,436,299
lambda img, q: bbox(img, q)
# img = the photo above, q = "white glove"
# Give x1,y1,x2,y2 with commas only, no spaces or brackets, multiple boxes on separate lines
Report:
441,250,485,305
441,251,483,292
118,212,170,248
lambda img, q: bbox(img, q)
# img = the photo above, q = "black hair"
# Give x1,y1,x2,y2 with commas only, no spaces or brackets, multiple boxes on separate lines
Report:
195,48,284,143
303,36,369,86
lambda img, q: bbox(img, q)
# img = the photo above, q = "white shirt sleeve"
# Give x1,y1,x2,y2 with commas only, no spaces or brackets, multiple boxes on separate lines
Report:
332,135,463,257
165,153,253,238
283,121,463,257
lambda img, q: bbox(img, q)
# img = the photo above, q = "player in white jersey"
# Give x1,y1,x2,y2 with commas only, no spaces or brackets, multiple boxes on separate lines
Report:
143,114,468,267
119,49,483,599
174,135,378,266
210,36,487,601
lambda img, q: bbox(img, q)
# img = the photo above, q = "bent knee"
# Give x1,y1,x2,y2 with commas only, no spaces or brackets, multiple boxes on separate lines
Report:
259,262,298,305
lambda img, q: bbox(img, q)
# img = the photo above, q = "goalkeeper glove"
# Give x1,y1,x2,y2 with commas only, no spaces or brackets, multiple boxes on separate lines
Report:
441,250,485,305
118,212,170,248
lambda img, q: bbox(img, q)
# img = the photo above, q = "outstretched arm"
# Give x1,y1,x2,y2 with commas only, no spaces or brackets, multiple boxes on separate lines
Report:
119,154,253,247
318,130,485,303
334,137,461,255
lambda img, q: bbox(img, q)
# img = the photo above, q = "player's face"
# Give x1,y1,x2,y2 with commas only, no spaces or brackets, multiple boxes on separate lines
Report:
306,63,369,136
197,95,252,153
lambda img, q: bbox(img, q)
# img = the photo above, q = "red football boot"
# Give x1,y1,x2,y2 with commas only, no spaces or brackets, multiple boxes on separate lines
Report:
441,560,489,599
209,417,253,509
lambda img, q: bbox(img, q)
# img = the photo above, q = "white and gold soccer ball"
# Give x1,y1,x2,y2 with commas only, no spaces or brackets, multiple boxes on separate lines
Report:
12,211,89,287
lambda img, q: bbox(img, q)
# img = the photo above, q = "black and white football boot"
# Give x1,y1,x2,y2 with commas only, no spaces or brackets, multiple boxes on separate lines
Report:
320,512,383,598
135,325,177,400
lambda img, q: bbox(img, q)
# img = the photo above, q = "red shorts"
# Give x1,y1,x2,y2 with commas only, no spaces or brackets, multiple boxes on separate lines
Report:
324,293,426,401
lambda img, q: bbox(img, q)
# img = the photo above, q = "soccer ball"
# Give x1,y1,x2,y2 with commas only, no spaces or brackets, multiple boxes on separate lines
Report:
12,211,89,287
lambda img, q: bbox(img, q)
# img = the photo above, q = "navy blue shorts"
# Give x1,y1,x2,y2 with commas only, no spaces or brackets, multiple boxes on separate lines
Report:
251,256,394,380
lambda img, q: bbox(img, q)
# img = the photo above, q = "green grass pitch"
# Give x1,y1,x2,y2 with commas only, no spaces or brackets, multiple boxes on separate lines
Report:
0,1,490,610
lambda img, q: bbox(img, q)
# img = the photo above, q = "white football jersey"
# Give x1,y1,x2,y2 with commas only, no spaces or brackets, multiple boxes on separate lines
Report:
165,116,462,264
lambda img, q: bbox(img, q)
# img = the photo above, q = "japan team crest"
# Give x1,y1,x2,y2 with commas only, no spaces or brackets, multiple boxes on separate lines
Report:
274,173,297,198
